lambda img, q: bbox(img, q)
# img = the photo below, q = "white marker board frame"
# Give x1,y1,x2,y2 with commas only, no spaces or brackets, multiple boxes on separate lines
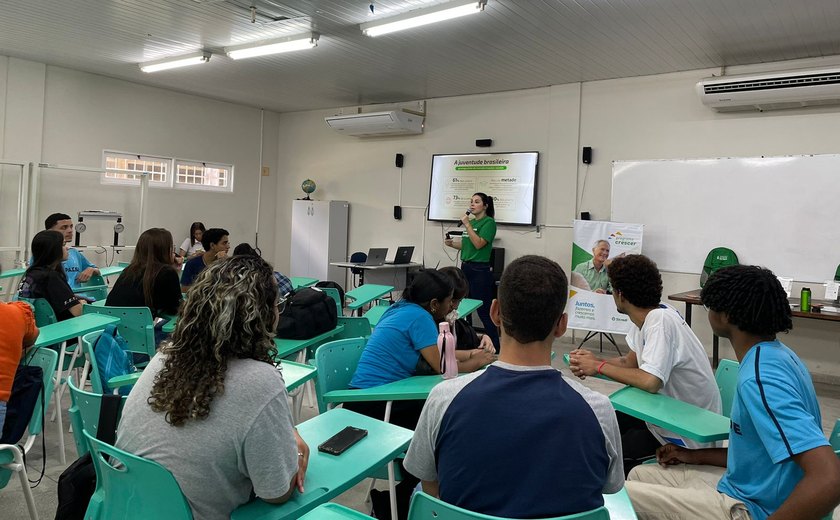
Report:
611,155,840,282
427,152,538,226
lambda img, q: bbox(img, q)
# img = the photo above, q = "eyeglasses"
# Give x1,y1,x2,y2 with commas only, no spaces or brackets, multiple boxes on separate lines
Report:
276,293,289,314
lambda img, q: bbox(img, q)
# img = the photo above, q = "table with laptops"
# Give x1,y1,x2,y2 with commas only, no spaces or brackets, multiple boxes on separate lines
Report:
331,246,422,292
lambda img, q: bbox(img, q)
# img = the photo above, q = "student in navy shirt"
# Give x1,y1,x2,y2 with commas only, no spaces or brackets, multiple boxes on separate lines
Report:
180,227,229,292
347,269,494,519
626,265,840,520
404,256,624,518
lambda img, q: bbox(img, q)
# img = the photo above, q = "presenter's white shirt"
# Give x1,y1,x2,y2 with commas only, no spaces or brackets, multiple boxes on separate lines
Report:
627,303,722,449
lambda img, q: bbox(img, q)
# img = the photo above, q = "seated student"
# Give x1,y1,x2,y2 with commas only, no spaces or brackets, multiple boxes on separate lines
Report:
626,265,840,520
0,264,40,433
179,221,206,260
180,227,229,291
232,243,293,297
44,212,100,289
18,230,84,320
346,269,495,519
117,255,308,520
570,254,721,474
438,266,495,353
404,256,624,518
106,228,182,344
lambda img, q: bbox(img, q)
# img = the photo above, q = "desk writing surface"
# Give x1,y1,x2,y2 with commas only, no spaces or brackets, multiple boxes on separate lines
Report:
324,375,443,404
290,276,318,289
609,386,729,443
330,262,422,271
34,314,121,347
98,265,126,278
274,325,345,359
0,267,25,280
456,298,482,317
230,408,412,520
279,360,317,392
345,284,394,310
297,503,374,520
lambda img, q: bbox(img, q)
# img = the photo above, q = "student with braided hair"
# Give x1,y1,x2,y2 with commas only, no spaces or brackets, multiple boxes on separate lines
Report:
625,265,840,520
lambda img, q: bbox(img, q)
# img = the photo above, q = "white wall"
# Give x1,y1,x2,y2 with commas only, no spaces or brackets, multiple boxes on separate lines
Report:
0,56,279,271
275,57,840,381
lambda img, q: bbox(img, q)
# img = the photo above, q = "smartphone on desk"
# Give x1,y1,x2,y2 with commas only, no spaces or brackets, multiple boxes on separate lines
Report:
318,426,368,456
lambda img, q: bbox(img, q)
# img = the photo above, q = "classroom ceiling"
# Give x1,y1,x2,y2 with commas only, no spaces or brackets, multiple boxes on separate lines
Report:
1,0,840,113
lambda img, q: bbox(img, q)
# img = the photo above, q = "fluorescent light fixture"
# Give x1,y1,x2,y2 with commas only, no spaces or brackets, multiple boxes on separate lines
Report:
140,51,211,73
226,33,319,60
360,0,487,37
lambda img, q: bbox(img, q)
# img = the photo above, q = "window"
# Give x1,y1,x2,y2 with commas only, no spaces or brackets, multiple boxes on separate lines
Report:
175,160,233,192
102,151,171,187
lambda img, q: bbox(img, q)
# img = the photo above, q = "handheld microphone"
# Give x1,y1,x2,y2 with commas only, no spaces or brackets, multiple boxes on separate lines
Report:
456,210,471,227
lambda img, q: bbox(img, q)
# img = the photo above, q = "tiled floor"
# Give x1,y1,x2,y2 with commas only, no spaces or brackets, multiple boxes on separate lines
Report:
2,340,839,519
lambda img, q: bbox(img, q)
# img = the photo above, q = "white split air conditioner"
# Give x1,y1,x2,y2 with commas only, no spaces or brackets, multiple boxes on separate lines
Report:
697,66,840,112
325,110,424,137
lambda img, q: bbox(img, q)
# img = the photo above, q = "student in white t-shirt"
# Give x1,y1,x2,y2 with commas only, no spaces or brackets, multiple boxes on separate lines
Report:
570,254,721,475
179,221,206,259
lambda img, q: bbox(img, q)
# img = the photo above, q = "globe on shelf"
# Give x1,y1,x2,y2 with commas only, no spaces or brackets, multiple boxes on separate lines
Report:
301,179,316,200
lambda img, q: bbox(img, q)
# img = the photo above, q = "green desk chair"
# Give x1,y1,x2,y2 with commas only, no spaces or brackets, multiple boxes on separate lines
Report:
299,503,375,519
67,378,127,457
80,331,142,395
76,273,109,302
0,346,59,515
320,287,344,316
83,430,193,520
714,359,739,418
314,337,367,414
407,492,609,520
83,305,156,365
364,299,392,328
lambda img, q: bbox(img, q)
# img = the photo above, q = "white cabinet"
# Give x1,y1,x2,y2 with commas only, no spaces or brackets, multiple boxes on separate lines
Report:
290,200,348,282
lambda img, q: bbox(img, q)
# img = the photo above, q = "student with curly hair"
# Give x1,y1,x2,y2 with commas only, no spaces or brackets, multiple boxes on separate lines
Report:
116,255,308,520
569,254,720,474
626,265,840,520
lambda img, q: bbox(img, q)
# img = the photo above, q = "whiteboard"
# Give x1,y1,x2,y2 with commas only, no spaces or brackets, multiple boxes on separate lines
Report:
611,155,840,282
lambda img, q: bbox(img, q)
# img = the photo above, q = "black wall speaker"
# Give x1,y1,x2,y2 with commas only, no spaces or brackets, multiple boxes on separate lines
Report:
394,205,402,220
580,211,591,220
476,139,493,148
395,153,404,168
582,146,592,164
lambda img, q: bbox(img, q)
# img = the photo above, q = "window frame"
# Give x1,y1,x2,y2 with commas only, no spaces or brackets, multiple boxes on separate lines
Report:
173,158,235,193
101,150,173,188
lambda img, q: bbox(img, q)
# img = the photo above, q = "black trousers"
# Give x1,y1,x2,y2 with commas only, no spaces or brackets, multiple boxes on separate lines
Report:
342,400,424,520
616,411,663,477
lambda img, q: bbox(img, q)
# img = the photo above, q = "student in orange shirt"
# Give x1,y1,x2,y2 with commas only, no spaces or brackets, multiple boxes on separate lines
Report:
0,264,40,432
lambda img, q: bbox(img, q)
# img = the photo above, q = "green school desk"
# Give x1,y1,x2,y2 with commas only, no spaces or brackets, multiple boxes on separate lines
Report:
290,276,319,289
279,360,318,393
345,284,394,311
98,265,126,278
33,314,121,348
456,298,482,318
609,386,730,443
274,325,346,360
230,408,412,520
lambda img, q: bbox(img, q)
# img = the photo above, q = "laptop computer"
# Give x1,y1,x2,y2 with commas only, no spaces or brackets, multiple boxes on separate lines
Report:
386,246,415,265
358,248,387,266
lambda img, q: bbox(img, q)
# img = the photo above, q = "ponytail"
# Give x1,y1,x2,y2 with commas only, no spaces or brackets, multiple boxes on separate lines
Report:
474,192,495,218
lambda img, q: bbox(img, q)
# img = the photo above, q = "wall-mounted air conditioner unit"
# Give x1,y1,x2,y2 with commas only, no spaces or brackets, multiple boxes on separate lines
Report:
324,110,424,137
697,66,840,112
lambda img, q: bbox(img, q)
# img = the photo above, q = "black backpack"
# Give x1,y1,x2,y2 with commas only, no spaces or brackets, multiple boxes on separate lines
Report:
276,287,338,340
314,281,345,307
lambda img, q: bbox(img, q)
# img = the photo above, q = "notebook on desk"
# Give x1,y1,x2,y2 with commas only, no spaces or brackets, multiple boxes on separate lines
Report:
355,248,387,266
385,246,415,265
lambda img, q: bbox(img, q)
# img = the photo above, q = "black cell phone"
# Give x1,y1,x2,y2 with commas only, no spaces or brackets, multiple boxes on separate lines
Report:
318,426,368,456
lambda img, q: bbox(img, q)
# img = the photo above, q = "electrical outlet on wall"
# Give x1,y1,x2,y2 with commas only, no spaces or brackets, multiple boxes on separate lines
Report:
536,224,542,239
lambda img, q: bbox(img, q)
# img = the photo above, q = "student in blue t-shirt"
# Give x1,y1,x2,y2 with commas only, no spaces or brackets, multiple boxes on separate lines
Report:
43,213,100,289
626,265,840,520
346,269,495,519
180,228,229,292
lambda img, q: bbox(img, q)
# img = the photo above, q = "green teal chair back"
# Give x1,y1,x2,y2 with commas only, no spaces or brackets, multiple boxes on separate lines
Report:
67,379,127,457
17,297,58,327
336,316,372,340
76,273,109,301
835,264,840,282
83,430,193,520
314,337,367,413
83,305,155,358
0,346,58,488
407,492,610,520
81,331,118,394
364,299,392,328
714,359,739,418
320,287,343,315
830,419,840,453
